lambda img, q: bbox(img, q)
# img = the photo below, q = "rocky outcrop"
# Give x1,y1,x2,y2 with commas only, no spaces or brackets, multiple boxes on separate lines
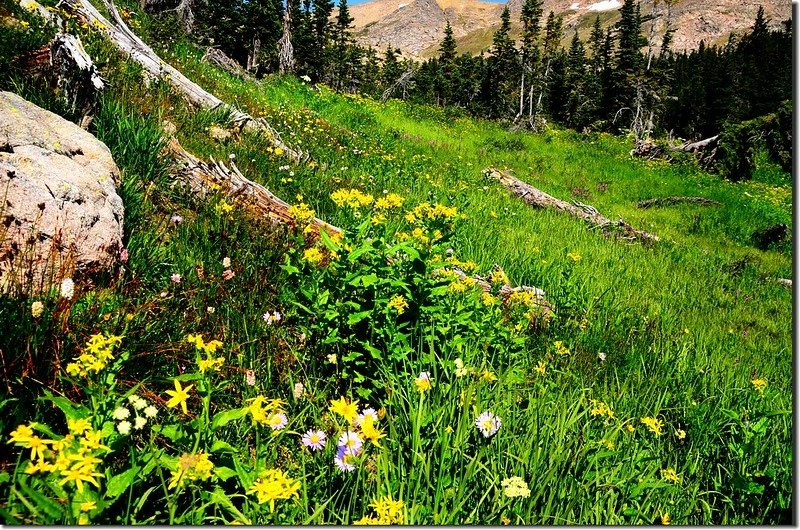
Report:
350,0,791,59
0,91,124,295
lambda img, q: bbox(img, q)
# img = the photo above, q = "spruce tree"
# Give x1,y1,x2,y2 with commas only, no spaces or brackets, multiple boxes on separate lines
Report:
519,0,543,120
437,21,458,105
486,6,519,118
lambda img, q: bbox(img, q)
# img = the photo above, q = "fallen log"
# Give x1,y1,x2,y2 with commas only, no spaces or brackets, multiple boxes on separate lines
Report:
50,33,105,114
62,0,304,162
776,278,792,290
166,138,338,236
446,265,554,319
202,47,249,79
486,167,659,244
637,196,721,209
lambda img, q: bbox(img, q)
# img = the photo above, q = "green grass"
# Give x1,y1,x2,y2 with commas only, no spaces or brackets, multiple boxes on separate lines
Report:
0,2,792,525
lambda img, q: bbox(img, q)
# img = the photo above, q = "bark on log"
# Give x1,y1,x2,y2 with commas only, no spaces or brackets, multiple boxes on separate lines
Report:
202,47,248,79
50,33,105,114
445,265,554,319
62,0,304,162
637,196,721,209
166,138,340,237
486,167,659,244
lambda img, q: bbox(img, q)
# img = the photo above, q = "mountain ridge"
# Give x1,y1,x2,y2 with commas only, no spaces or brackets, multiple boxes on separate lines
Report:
349,0,791,59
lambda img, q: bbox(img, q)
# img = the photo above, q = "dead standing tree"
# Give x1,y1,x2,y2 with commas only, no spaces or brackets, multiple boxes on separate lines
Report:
62,0,305,162
277,0,295,75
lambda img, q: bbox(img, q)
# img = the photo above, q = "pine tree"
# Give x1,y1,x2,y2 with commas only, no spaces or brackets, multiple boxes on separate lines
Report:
564,31,590,128
309,0,335,81
330,0,355,89
381,47,401,91
518,0,543,120
485,6,519,118
436,21,458,105
531,11,562,126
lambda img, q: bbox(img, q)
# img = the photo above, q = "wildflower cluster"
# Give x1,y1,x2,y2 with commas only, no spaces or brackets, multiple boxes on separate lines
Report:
501,476,531,498
247,396,288,430
8,420,108,494
248,468,301,512
114,394,157,435
641,416,664,436
589,399,615,420
751,378,767,394
187,334,224,373
168,452,214,490
328,397,386,472
354,496,405,525
66,333,124,378
331,188,376,209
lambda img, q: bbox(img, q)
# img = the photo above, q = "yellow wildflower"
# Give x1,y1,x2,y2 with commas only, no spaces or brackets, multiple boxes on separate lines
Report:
534,361,546,375
360,415,386,447
288,202,315,223
641,416,664,436
165,379,193,415
751,378,767,394
59,462,102,493
414,371,432,393
567,252,581,262
501,476,530,498
661,512,671,525
247,468,301,512
369,495,405,524
329,397,359,424
168,452,214,490
303,247,324,265
481,369,498,383
661,467,681,484
80,501,96,513
387,294,409,315
589,399,614,420
554,341,570,356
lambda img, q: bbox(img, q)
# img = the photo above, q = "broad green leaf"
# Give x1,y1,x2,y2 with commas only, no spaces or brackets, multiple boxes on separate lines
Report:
211,407,247,430
210,439,238,453
106,466,140,501
347,310,372,325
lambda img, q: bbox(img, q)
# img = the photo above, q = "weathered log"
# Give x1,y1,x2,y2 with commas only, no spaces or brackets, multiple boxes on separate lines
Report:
50,33,105,114
776,278,792,290
62,0,304,162
486,167,659,244
166,138,340,237
446,265,554,319
202,47,248,79
637,196,721,209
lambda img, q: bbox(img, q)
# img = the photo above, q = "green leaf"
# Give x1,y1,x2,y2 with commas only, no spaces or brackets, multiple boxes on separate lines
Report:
17,481,64,521
210,487,251,524
213,467,238,481
232,457,252,490
154,424,185,443
211,407,247,430
210,439,238,453
347,310,372,325
39,395,88,422
318,229,340,252
105,466,140,501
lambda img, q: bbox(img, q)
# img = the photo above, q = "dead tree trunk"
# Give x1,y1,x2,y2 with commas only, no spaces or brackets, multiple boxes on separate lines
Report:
486,167,659,243
167,138,340,237
50,33,105,115
202,47,249,78
62,0,305,162
637,196,721,208
277,0,295,75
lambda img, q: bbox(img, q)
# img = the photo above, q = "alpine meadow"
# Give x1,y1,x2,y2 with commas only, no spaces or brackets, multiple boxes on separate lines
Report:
0,0,792,525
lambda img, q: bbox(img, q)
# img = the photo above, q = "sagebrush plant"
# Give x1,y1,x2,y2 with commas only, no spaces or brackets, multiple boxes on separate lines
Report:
0,0,792,524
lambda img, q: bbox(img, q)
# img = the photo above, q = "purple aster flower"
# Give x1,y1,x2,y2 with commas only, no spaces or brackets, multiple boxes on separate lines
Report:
475,411,502,438
334,445,356,472
337,431,363,456
302,429,327,451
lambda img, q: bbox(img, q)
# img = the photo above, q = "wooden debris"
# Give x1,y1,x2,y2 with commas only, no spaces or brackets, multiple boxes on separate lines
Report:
637,196,721,209
447,265,554,318
62,0,304,162
776,278,792,290
485,168,659,244
166,138,340,237
50,33,105,114
202,47,249,79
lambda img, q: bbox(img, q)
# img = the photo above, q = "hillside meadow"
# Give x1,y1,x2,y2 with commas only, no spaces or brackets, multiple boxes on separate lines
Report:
0,1,792,525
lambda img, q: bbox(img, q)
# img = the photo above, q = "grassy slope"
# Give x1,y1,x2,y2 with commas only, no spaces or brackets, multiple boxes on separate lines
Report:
0,2,792,524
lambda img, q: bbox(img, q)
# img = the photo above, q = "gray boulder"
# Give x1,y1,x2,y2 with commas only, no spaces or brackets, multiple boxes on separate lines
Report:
0,91,123,295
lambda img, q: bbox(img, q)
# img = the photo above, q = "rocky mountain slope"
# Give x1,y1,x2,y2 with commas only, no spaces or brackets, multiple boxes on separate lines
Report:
349,0,791,59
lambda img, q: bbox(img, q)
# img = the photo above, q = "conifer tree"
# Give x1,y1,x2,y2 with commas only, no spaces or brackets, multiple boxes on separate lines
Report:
330,0,355,89
486,6,519,118
518,0,543,120
436,21,458,105
531,11,562,126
